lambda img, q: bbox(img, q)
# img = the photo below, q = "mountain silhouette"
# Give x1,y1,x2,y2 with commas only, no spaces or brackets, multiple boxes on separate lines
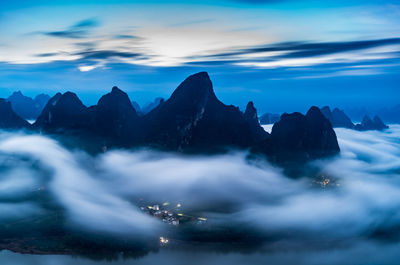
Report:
33,92,89,132
259,112,280,125
244,101,269,142
3,72,340,162
88,86,141,145
254,106,340,162
7,91,50,120
321,106,354,128
355,115,388,131
0,98,30,129
143,72,255,151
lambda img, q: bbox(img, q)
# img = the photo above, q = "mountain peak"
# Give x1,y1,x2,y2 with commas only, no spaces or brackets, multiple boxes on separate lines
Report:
306,106,323,118
244,101,269,142
355,115,388,131
0,98,30,129
98,86,135,111
111,86,122,93
169,71,216,104
11,91,24,97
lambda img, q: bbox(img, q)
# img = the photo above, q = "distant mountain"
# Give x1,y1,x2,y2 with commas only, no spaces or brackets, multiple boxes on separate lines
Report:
355,115,388,131
7,91,50,120
259,113,280,125
141,97,164,114
0,98,30,129
254,106,340,162
131,100,142,114
10,71,339,162
321,106,354,128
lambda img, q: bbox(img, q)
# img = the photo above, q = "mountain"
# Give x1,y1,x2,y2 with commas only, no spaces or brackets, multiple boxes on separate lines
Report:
141,97,164,114
0,98,30,129
34,94,51,111
254,106,340,162
33,92,89,132
29,72,339,162
7,91,50,120
143,72,254,151
131,100,142,114
244,101,269,142
321,106,354,128
88,86,141,144
355,115,388,131
259,113,280,125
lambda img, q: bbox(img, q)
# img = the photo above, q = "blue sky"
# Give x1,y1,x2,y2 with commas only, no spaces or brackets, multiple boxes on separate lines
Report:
0,0,399,113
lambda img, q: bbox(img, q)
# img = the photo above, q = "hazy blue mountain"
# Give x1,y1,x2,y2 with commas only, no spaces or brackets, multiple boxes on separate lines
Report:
259,112,280,125
321,106,354,128
355,115,388,131
141,97,164,114
7,91,50,120
131,100,142,114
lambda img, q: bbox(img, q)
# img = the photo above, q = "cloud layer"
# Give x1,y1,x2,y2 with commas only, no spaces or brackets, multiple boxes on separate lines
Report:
0,126,399,246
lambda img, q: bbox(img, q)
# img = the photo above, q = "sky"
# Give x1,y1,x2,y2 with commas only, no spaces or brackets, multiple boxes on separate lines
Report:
0,0,399,113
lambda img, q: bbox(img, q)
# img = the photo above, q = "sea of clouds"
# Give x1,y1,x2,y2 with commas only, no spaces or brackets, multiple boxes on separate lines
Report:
0,125,399,252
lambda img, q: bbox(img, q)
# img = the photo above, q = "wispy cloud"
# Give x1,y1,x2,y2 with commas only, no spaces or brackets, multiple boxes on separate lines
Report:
43,18,99,39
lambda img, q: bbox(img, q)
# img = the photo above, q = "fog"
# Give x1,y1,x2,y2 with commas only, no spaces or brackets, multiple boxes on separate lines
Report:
0,126,400,263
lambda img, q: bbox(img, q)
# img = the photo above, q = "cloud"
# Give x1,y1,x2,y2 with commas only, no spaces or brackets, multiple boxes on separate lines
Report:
78,65,98,72
0,125,400,252
113,34,141,39
205,38,400,59
75,50,145,60
0,134,160,238
43,18,99,39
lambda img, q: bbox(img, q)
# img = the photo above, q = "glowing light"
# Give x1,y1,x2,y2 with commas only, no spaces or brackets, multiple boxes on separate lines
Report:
160,237,169,244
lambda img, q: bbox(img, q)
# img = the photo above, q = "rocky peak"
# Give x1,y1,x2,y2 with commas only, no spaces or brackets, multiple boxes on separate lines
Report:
355,115,388,131
244,101,269,142
33,92,88,131
168,72,217,108
98,86,136,114
0,98,30,129
256,106,339,162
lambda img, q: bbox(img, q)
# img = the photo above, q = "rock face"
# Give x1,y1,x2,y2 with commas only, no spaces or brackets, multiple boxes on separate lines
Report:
7,91,50,120
143,72,254,151
254,106,340,162
33,92,89,132
321,106,354,128
0,99,30,129
244,101,269,142
88,87,141,144
259,113,280,125
355,115,388,131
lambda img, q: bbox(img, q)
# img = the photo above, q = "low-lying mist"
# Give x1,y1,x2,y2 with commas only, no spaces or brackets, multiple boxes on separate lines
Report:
0,126,400,250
